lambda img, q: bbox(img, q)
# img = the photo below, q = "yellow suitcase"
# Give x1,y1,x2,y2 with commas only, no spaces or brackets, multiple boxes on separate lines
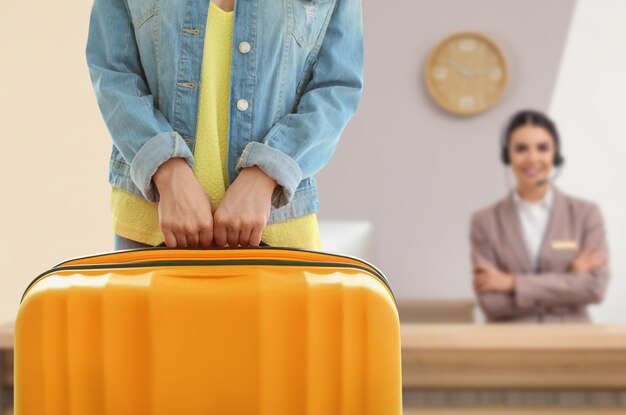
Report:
15,247,401,414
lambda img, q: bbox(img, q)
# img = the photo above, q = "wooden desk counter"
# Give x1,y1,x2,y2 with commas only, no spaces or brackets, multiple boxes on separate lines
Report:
0,322,13,415
402,324,626,390
0,323,13,351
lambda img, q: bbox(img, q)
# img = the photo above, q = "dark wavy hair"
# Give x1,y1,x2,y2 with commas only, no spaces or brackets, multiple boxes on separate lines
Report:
501,109,563,166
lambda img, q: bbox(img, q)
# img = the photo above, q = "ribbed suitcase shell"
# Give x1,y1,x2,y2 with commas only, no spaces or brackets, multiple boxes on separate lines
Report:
15,247,401,414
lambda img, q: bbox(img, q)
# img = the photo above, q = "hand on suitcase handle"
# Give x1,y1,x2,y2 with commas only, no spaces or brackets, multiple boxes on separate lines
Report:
153,160,275,248
153,158,215,248
211,166,276,247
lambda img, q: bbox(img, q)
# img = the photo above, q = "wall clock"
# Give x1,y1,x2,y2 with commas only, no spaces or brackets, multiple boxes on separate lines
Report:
426,32,508,116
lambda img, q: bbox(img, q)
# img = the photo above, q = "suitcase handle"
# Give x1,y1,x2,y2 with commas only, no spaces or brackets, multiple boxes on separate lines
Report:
156,240,270,248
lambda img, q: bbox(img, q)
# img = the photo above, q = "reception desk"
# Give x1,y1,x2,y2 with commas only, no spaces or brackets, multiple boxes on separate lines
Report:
402,324,626,414
0,322,13,415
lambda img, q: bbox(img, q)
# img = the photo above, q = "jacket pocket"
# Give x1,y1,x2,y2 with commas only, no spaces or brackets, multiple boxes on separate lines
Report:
127,0,158,28
291,0,333,48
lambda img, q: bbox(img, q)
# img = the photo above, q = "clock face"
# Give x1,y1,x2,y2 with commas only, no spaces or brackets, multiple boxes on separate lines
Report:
426,32,508,116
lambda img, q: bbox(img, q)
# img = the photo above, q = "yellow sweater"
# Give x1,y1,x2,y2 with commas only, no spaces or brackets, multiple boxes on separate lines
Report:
111,1,321,249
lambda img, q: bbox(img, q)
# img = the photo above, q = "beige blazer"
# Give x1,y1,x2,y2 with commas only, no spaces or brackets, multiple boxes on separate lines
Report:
470,188,609,323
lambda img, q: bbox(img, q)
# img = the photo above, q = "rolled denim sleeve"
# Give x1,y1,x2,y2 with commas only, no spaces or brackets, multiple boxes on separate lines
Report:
235,0,364,208
85,0,194,202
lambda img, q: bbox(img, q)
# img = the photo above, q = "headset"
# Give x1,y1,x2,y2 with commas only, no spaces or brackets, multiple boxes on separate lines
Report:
500,110,564,186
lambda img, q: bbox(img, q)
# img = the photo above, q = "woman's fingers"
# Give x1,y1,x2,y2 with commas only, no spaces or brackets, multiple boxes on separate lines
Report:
213,216,252,248
473,274,488,292
571,248,607,274
198,228,213,248
249,226,263,248
237,225,254,247
474,261,497,275
189,234,200,248
174,233,189,248
162,229,178,248
226,228,239,248
590,252,607,267
213,205,266,248
213,221,228,247
211,166,273,247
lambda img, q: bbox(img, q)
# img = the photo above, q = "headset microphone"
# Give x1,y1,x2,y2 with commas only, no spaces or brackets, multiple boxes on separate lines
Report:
534,165,563,187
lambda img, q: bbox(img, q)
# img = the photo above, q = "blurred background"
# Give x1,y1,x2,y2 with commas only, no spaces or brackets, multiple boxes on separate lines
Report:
2,0,623,322
1,0,626,413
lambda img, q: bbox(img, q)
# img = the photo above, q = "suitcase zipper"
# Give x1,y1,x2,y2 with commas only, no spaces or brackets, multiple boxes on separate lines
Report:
54,246,384,275
21,259,395,305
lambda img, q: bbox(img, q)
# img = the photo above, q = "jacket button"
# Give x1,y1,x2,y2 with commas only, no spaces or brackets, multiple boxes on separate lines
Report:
239,41,251,54
237,99,249,111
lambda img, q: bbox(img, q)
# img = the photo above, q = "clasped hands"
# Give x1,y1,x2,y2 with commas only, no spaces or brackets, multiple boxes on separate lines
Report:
153,158,277,248
473,248,607,294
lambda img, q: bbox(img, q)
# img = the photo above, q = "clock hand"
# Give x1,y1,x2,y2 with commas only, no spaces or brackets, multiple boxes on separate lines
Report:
447,59,472,78
471,68,490,77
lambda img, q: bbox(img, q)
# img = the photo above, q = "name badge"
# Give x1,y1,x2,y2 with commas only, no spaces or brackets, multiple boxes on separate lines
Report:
551,240,578,250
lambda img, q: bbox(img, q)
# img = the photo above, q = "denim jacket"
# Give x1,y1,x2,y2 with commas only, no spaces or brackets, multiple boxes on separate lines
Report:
85,0,363,224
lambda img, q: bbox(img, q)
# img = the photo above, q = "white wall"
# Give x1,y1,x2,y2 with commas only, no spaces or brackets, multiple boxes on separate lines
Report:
317,1,579,303
549,0,626,322
0,1,111,322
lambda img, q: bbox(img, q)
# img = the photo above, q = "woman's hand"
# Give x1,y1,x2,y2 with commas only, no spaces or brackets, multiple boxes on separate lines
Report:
213,166,277,247
570,248,606,273
152,157,214,248
473,262,516,294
